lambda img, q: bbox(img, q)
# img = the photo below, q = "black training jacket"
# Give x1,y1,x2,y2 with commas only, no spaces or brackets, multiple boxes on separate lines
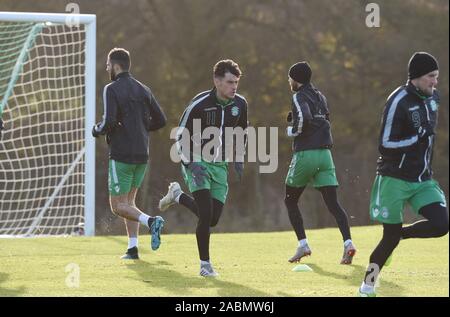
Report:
376,82,440,182
177,88,248,164
94,72,166,164
288,83,333,152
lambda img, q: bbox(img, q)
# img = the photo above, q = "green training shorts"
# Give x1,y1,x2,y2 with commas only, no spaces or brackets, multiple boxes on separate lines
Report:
285,149,339,188
181,161,229,204
108,159,147,196
369,175,447,224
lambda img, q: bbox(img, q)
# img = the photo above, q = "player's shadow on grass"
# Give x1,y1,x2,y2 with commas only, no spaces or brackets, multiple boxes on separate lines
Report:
125,260,271,297
306,263,405,296
105,235,272,296
0,273,26,297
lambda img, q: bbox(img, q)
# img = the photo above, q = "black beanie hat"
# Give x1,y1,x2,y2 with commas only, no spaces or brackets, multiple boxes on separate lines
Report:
289,61,312,84
408,52,439,80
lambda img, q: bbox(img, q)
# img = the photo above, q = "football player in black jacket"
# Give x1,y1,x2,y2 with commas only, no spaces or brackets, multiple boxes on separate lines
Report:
359,52,448,297
284,62,356,265
92,48,167,260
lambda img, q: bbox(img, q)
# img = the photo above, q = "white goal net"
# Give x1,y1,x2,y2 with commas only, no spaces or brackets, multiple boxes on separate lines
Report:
0,12,96,236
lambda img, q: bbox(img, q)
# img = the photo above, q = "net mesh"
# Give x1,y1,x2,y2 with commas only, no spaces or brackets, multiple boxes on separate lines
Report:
0,21,87,236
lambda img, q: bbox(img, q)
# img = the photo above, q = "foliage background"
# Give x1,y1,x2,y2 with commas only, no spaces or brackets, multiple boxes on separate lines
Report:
1,0,448,235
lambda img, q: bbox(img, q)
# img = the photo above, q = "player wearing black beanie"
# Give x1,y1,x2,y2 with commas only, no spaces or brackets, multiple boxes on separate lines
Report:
359,52,447,297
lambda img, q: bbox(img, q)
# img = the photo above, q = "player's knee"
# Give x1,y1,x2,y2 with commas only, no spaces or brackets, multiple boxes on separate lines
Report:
391,238,401,249
210,210,223,228
382,236,401,250
110,201,119,215
197,217,211,228
434,222,449,237
437,206,449,236
381,231,401,249
427,204,449,237
196,221,210,234
284,196,297,209
210,218,219,227
110,205,120,216
109,199,127,217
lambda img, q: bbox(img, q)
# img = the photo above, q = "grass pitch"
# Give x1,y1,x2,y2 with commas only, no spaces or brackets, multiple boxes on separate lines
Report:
0,226,448,297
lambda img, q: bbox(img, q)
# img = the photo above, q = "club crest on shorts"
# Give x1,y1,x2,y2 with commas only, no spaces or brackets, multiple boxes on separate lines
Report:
372,207,380,218
381,207,389,219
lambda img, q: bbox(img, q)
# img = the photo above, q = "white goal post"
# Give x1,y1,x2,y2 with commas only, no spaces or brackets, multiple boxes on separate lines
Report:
0,12,96,236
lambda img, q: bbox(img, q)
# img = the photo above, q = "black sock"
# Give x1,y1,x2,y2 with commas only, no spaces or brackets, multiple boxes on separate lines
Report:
284,186,307,241
127,246,138,253
401,202,449,239
319,186,352,241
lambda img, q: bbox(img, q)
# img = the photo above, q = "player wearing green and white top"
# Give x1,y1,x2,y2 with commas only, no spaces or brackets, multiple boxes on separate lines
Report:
359,52,448,297
159,60,248,277
284,62,356,265
92,48,167,259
